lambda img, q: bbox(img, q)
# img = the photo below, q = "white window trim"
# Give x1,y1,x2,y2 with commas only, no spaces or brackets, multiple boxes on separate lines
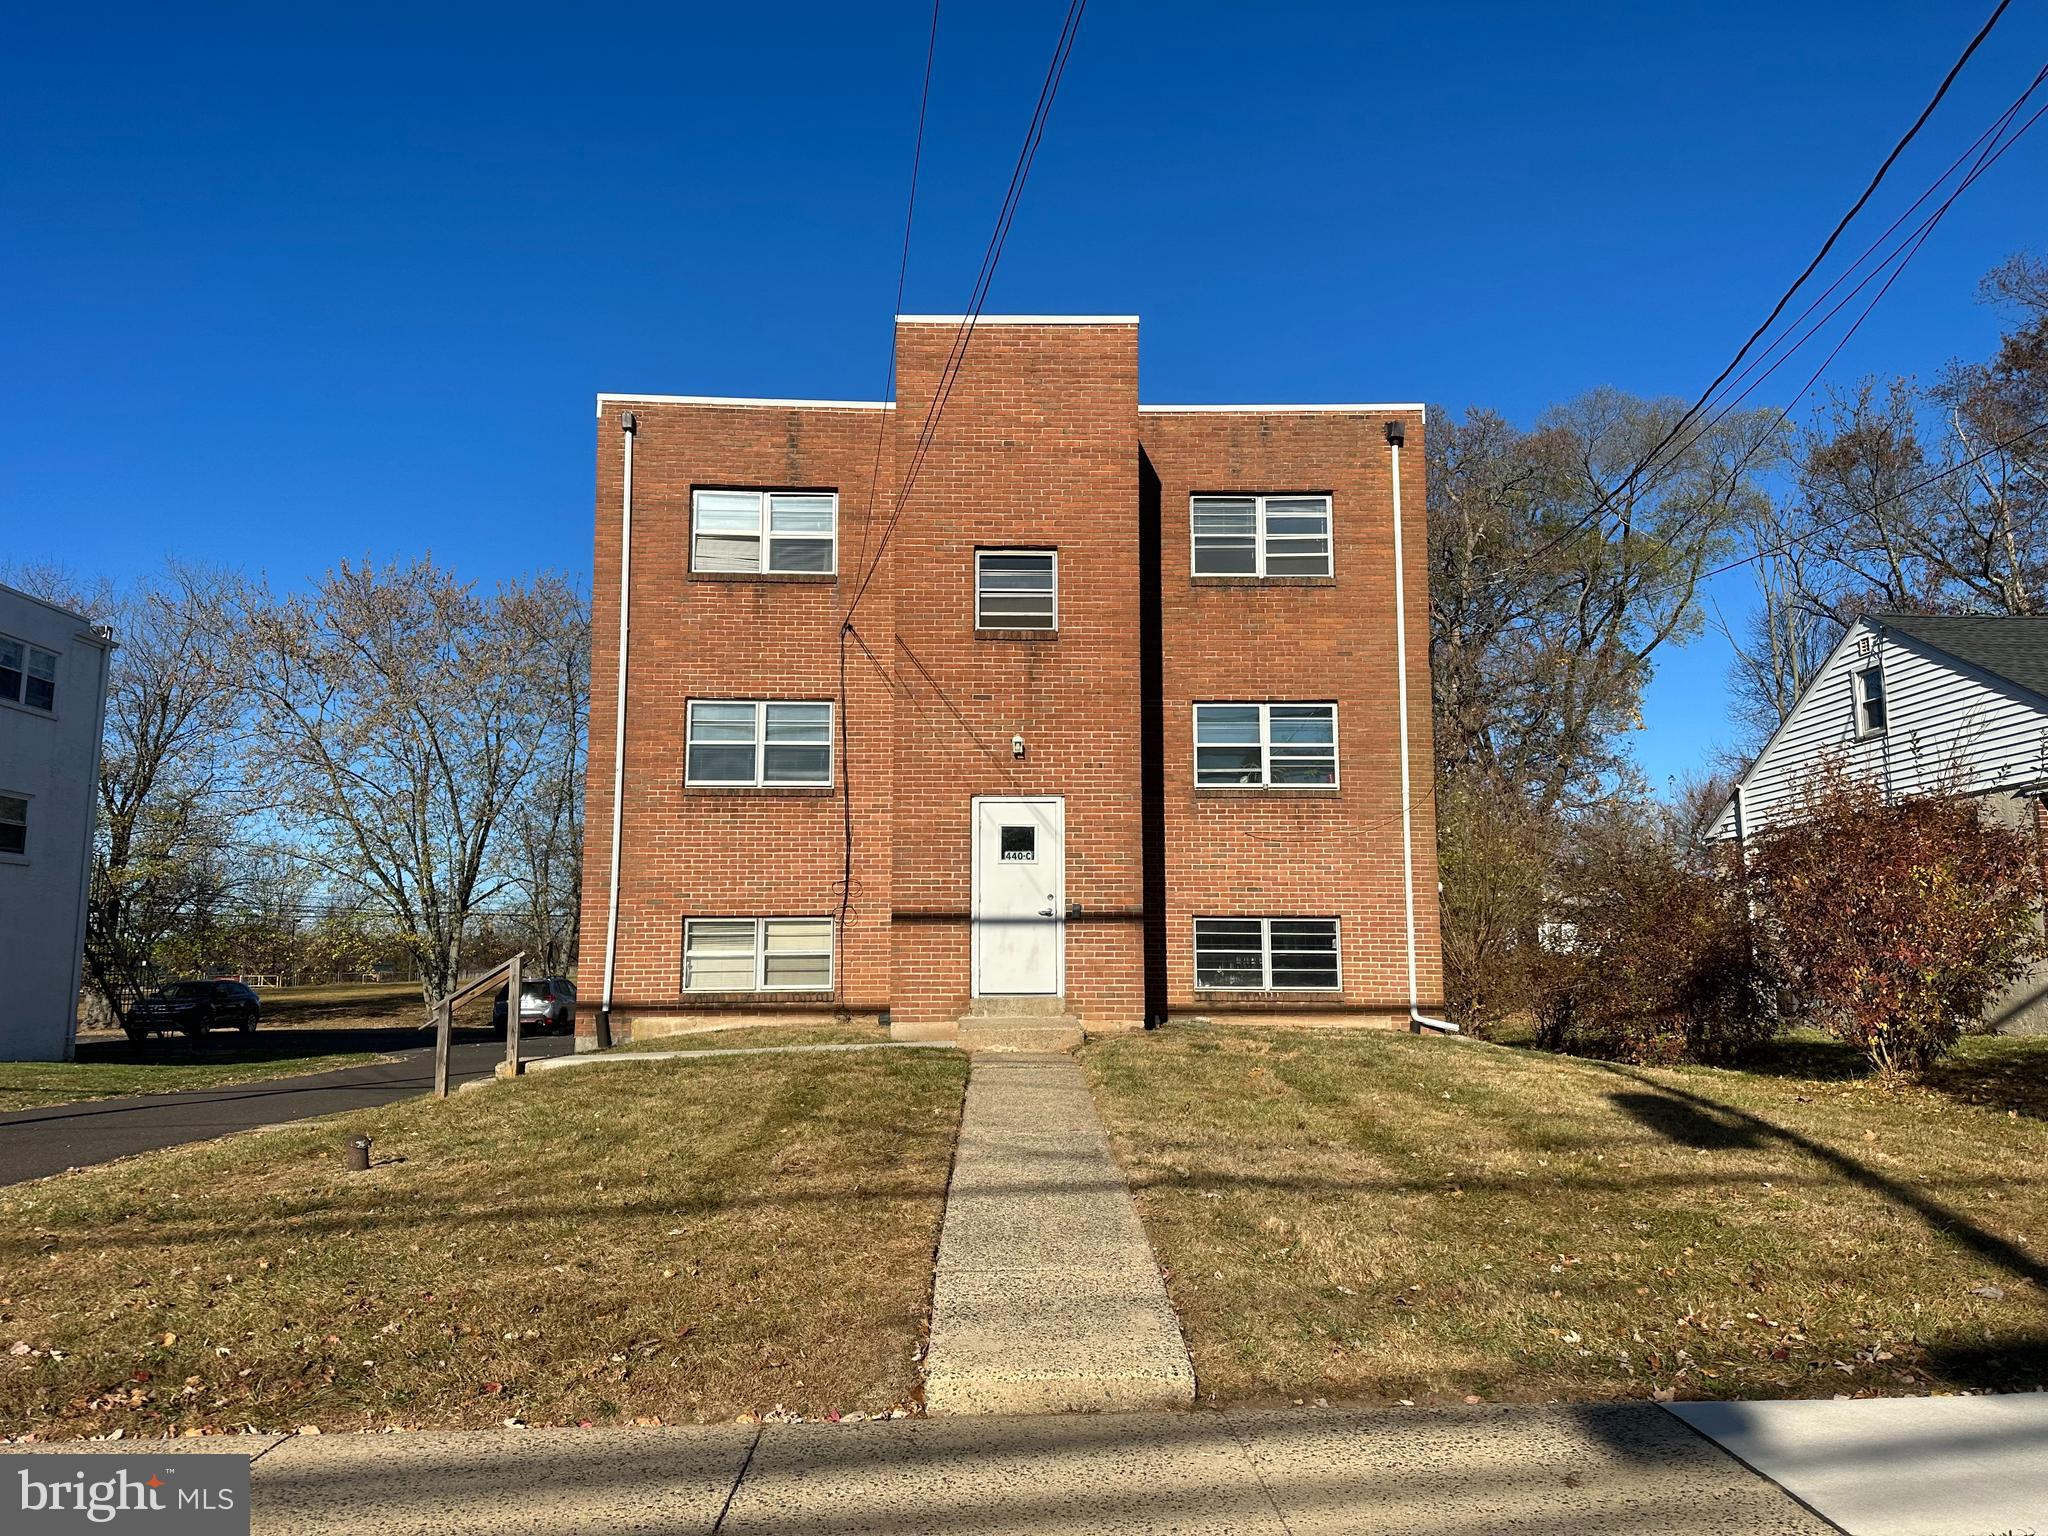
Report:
1189,493,1334,578
1192,916,1343,991
975,548,1059,631
1854,663,1888,739
683,916,836,993
1192,701,1341,790
685,699,835,788
0,634,58,715
690,488,840,576
0,788,27,862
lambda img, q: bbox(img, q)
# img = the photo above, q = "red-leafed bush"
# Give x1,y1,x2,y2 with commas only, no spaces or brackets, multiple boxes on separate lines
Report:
1747,764,2046,1074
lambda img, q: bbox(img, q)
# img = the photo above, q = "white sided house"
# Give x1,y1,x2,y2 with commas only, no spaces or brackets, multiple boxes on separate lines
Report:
0,583,111,1061
1713,612,2048,1033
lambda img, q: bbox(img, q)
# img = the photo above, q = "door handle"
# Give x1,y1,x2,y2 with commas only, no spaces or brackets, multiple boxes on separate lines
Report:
1037,905,1056,917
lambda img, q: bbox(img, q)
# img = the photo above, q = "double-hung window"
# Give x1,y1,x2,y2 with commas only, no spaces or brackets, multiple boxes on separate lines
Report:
684,917,834,992
0,636,57,712
692,489,838,575
686,700,833,786
1194,702,1338,787
1193,917,1341,990
976,550,1057,630
1854,664,1887,737
1191,494,1333,577
0,794,24,857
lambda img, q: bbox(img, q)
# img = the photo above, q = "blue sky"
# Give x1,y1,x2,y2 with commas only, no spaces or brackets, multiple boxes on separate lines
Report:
5,1,2045,787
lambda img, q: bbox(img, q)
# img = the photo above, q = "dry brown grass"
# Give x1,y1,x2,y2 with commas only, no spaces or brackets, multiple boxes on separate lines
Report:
1085,1024,2048,1406
618,1023,891,1053
0,1048,967,1440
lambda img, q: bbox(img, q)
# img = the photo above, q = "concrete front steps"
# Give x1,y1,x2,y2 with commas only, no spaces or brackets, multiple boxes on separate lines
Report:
892,998,1087,1053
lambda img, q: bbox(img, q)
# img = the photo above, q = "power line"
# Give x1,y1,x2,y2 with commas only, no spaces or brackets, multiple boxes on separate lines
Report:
843,0,1090,625
1467,0,2024,591
841,0,944,932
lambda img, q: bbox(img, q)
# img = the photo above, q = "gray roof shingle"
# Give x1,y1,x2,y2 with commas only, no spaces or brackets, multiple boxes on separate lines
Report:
1877,612,2048,704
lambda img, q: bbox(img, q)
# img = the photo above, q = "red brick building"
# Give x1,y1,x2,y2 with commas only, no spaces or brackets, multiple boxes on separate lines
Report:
577,316,1443,1048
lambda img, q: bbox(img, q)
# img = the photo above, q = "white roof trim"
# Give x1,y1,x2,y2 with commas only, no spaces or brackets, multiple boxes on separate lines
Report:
1141,403,1426,415
594,393,893,415
895,314,1139,325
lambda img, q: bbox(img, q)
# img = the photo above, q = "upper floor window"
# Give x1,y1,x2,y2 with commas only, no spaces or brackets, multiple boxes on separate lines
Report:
692,490,837,575
1194,702,1338,787
0,794,24,856
1191,494,1333,577
0,636,57,712
1855,664,1887,737
686,700,833,786
976,550,1057,630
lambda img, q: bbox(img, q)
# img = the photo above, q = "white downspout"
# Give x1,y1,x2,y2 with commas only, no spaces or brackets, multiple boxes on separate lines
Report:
1387,418,1459,1035
595,409,636,1050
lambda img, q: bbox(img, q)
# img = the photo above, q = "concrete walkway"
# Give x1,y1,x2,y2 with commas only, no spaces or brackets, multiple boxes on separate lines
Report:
0,1031,577,1186
922,1053,1196,1415
2,1405,1825,1534
1670,1394,2048,1535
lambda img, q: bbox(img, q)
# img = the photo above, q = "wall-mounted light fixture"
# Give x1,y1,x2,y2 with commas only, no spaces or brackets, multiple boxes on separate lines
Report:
1010,733,1026,760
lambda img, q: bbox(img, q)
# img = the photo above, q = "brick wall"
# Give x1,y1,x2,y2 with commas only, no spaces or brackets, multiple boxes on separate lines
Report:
1140,407,1443,1026
886,320,1147,1029
576,321,1443,1044
577,399,896,1044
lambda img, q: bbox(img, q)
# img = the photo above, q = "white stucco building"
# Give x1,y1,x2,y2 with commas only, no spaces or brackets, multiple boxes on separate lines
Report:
1713,612,2048,1033
0,583,111,1061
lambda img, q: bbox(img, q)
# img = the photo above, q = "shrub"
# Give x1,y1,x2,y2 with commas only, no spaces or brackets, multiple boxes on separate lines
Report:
1436,781,1554,1028
1532,805,1775,1065
1746,764,2046,1074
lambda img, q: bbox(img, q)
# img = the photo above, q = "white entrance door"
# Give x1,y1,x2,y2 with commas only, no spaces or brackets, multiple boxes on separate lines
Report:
972,797,1065,996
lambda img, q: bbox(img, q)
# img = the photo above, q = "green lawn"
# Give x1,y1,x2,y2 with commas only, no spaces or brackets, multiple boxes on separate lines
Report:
619,1023,892,1053
1085,1025,2048,1407
0,1048,968,1439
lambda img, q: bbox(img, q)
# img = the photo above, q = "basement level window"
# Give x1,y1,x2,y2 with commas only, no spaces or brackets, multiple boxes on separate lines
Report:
692,489,838,575
1194,917,1340,990
1855,664,1888,737
1191,494,1333,577
0,635,57,712
684,917,833,992
0,794,24,857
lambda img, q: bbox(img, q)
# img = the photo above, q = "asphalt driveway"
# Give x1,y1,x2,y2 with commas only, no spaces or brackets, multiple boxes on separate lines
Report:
0,1029,577,1185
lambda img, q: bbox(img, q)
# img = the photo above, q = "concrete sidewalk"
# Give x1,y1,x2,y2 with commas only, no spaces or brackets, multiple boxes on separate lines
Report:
3,1405,1827,1534
921,1053,1196,1415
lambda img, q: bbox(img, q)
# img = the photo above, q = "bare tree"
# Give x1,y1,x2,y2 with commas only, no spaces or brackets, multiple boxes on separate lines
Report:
229,559,584,1006
502,580,588,976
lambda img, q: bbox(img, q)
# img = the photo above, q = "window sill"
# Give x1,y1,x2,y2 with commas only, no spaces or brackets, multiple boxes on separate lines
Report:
1193,989,1344,1002
677,991,837,1006
1194,785,1341,794
684,785,837,797
1191,576,1337,587
975,629,1059,643
0,853,28,866
688,572,838,585
0,697,59,721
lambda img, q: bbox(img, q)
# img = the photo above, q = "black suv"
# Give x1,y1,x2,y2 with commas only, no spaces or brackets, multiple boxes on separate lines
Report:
127,980,261,1043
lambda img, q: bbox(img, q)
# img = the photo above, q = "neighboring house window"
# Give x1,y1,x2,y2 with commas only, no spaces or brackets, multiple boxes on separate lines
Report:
692,489,838,575
0,636,57,712
0,794,24,856
1855,664,1887,737
686,700,833,786
976,550,1057,629
1194,702,1338,787
684,917,834,992
1191,495,1333,577
1193,917,1341,990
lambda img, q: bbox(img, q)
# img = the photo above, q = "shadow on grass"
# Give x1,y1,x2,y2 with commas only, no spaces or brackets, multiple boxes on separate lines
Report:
1600,1066,2048,1291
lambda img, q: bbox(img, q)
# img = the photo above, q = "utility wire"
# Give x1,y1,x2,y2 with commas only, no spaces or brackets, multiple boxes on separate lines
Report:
1466,0,2022,591
843,0,1089,625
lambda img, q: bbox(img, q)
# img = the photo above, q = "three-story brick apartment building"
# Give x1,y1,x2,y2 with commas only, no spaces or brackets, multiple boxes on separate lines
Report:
576,316,1444,1048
